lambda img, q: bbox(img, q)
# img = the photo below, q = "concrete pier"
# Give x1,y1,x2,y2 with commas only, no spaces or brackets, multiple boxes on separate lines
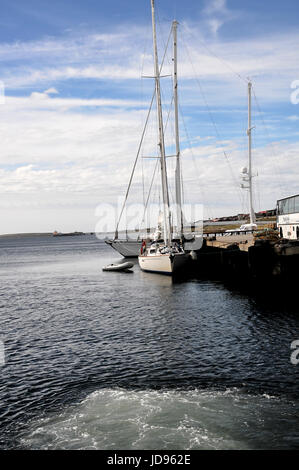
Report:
189,234,299,288
205,233,255,252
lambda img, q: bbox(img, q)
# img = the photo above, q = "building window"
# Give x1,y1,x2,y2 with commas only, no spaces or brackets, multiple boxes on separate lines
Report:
289,198,295,213
278,196,299,214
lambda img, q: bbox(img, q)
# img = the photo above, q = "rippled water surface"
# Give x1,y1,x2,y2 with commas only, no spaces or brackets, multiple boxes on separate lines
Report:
0,235,298,449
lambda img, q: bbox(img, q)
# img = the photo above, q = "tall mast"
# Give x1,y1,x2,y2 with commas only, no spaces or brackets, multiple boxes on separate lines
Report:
173,20,183,239
247,81,256,224
150,0,171,246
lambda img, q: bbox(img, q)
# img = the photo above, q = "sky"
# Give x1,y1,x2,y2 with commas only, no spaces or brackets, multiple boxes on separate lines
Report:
1,0,299,234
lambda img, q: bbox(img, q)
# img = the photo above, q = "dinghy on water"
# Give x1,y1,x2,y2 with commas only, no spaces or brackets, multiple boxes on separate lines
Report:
102,262,134,272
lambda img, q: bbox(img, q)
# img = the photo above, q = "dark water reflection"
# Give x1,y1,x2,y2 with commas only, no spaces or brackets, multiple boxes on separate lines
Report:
0,235,298,449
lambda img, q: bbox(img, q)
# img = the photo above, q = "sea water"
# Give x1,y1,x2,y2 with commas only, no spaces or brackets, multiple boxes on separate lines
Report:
0,235,298,449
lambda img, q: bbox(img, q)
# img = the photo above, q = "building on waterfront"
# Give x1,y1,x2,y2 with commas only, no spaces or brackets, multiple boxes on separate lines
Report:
277,194,299,240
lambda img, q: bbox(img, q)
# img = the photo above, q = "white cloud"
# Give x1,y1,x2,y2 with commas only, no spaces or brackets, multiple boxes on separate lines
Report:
0,95,296,230
0,131,296,233
30,91,49,100
207,19,223,36
44,87,59,95
202,0,236,36
30,87,59,100
286,115,299,121
0,102,146,170
1,27,298,109
203,0,227,15
7,95,147,110
0,19,299,233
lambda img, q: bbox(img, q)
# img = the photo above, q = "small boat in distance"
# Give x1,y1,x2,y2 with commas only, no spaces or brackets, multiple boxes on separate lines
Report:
53,231,84,237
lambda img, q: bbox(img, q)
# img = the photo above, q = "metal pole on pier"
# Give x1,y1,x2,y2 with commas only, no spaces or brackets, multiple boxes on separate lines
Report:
247,81,256,224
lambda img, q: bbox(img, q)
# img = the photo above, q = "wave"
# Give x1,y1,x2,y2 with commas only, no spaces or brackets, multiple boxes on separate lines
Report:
20,387,299,450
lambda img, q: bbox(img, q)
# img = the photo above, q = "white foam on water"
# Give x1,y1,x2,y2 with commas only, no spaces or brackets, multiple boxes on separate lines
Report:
20,388,298,450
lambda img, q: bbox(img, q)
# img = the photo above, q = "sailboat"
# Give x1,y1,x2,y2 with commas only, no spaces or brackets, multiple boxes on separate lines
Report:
137,0,190,275
106,0,201,267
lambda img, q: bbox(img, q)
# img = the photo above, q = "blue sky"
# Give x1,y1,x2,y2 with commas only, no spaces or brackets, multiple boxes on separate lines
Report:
1,0,299,233
1,0,299,41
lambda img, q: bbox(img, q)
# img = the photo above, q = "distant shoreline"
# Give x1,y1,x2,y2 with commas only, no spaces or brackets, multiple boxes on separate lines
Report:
0,232,94,238
0,218,275,239
0,232,53,238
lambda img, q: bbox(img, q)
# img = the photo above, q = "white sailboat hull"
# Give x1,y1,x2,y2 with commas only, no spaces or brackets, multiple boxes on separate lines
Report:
138,252,188,275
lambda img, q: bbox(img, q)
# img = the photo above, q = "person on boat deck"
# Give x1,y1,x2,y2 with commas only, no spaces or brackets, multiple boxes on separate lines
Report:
153,229,161,242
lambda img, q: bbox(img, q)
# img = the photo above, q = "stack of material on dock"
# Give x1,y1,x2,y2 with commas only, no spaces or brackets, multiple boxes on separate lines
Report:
253,228,279,241
206,234,255,252
273,239,299,256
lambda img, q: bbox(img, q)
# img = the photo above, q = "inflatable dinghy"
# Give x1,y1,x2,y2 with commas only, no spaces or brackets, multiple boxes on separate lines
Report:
102,262,134,272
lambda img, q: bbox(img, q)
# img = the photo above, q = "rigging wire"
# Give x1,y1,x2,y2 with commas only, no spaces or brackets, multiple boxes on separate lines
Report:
252,86,284,197
139,23,152,209
178,105,214,221
139,92,174,232
138,21,177,233
156,7,173,73
251,129,261,212
114,25,173,236
141,148,146,208
179,24,282,214
179,22,249,85
139,159,159,232
179,30,244,211
195,36,248,85
114,91,155,237
179,23,269,218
